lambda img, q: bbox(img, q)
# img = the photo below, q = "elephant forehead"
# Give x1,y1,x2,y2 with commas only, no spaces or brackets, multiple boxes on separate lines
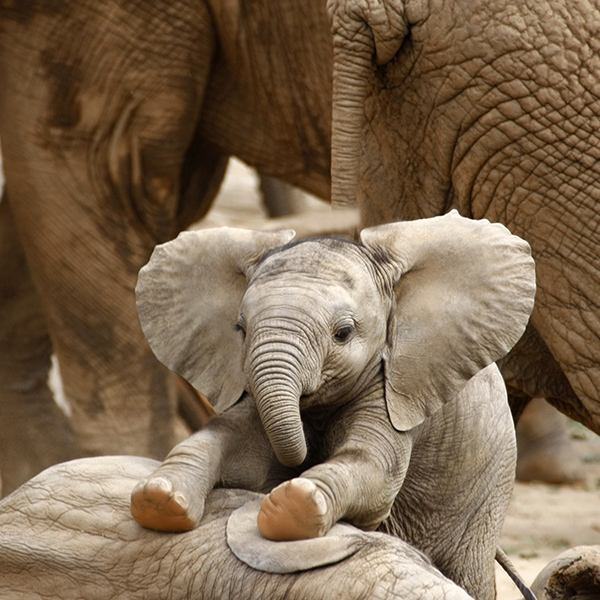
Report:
243,278,356,316
253,239,374,287
244,240,384,316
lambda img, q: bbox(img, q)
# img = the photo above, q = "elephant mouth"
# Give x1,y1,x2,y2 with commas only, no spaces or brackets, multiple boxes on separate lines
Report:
299,387,349,413
300,369,368,412
298,392,321,410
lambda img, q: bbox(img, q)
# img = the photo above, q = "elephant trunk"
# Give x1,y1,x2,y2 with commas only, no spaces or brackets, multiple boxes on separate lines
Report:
329,27,375,209
328,1,407,208
249,350,308,468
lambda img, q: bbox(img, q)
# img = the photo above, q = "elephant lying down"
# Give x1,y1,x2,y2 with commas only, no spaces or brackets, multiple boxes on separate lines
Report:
0,456,473,600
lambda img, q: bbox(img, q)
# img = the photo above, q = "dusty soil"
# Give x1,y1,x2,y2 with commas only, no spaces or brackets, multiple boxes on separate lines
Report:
213,159,600,600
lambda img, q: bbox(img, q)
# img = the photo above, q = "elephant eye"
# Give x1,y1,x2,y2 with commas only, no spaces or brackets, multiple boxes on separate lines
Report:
333,325,354,344
235,316,246,335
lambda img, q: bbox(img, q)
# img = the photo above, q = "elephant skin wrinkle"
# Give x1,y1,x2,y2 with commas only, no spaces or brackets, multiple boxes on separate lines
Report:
0,456,474,600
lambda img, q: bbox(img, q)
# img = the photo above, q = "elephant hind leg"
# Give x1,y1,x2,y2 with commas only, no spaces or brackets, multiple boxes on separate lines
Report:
516,397,584,484
0,194,79,495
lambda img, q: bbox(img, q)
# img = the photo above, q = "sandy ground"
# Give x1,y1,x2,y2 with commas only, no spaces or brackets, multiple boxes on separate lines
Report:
213,159,600,600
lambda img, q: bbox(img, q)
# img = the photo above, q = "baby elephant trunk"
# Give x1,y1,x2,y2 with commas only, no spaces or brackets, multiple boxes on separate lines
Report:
249,349,308,468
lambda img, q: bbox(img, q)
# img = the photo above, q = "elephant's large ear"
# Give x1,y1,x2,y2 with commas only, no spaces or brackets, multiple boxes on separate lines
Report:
360,211,536,431
136,227,296,411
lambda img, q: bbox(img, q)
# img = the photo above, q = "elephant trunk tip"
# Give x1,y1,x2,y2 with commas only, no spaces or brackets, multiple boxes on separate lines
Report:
331,192,358,210
252,378,308,468
275,441,308,468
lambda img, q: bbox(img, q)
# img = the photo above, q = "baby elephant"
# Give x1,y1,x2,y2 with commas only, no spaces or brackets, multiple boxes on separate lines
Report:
131,211,535,600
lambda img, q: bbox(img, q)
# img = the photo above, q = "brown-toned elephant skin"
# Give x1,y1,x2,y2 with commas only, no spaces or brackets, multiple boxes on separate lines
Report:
531,545,600,600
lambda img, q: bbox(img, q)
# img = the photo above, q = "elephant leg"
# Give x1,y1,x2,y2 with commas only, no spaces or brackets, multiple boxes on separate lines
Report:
259,175,311,218
6,149,226,474
0,193,79,494
498,323,582,422
131,395,284,532
516,397,584,484
258,389,412,540
130,427,224,532
499,326,584,483
12,190,181,461
0,0,228,466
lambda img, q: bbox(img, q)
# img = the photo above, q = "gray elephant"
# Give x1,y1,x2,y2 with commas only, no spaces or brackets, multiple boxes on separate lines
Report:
130,213,535,600
1,0,598,494
0,455,475,600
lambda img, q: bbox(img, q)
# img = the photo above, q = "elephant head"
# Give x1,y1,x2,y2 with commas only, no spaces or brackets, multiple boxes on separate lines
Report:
136,212,535,467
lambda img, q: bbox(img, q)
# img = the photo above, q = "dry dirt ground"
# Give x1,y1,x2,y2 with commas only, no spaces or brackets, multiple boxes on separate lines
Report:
213,159,600,600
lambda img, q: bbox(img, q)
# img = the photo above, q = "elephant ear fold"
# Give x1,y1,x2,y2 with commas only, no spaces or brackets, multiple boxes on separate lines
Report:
360,211,536,431
227,499,365,573
136,227,295,412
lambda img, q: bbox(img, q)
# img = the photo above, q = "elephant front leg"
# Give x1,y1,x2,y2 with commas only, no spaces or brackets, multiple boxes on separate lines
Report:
131,395,280,532
0,195,80,494
258,395,413,540
130,430,219,532
257,477,331,540
257,455,407,541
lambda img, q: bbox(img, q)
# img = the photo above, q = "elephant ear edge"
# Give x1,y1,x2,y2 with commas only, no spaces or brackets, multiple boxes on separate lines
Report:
227,499,365,573
136,227,296,412
361,211,536,431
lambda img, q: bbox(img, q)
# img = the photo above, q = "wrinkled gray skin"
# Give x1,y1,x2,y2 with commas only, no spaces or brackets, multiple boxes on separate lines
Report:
0,456,474,600
1,0,597,494
130,214,535,600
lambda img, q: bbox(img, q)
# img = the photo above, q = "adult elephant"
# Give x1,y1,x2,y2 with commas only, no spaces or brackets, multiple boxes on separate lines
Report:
0,0,599,491
326,0,600,431
0,0,335,493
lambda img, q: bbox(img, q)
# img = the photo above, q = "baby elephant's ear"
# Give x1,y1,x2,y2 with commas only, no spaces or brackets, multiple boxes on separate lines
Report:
136,227,295,411
360,211,536,431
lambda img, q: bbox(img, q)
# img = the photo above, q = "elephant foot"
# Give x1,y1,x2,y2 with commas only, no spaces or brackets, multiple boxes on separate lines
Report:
516,398,584,485
257,477,331,541
516,451,584,485
130,475,203,532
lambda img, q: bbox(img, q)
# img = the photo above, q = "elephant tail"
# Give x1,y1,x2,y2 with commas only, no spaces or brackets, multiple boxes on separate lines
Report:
495,547,538,600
